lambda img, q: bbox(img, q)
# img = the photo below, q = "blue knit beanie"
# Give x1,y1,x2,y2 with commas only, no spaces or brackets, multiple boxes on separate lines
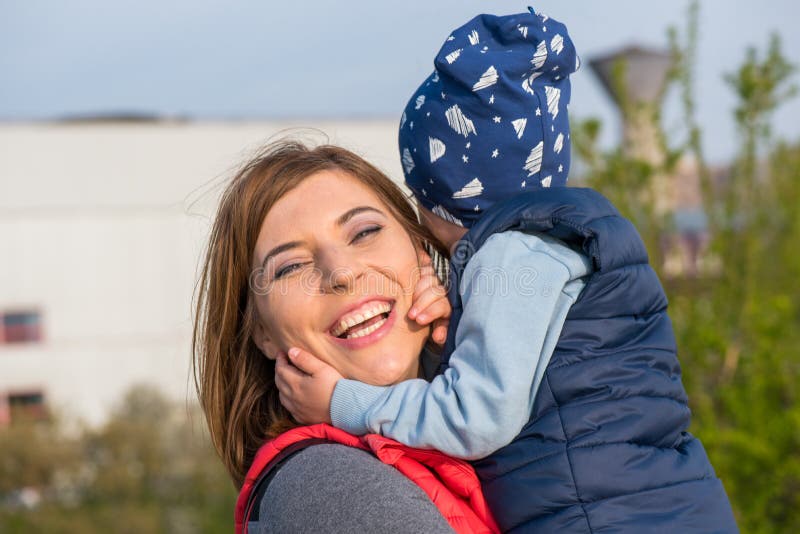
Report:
399,7,579,227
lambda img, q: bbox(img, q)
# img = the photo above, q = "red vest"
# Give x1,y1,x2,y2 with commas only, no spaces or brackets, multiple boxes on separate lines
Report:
235,424,499,534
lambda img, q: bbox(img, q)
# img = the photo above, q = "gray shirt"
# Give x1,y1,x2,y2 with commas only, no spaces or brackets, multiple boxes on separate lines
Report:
254,443,454,533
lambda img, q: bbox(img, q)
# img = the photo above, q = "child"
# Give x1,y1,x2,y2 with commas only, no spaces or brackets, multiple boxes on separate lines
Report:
278,9,737,533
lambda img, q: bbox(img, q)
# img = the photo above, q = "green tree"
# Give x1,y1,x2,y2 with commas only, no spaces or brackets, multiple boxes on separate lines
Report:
0,385,236,533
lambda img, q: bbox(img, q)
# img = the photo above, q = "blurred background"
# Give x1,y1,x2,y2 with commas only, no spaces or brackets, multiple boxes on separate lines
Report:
1,0,798,531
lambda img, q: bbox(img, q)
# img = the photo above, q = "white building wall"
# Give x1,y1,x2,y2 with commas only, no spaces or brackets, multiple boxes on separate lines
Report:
0,120,403,425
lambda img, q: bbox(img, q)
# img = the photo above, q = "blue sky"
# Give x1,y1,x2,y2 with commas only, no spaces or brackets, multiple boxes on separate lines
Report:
1,0,798,163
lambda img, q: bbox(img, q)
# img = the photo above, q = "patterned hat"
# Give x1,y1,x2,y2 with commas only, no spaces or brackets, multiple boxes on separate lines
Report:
399,7,579,227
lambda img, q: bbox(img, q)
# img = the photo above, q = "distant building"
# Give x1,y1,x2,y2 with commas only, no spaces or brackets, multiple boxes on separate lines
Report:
0,118,403,426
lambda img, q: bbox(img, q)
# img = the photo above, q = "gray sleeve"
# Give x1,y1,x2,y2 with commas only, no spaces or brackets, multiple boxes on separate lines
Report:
256,443,454,534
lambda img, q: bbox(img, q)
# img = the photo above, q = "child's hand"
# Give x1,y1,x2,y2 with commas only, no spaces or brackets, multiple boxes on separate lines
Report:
408,263,450,345
275,347,342,425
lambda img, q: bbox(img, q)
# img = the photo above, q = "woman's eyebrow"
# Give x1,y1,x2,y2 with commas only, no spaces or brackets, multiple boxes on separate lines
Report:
261,241,304,270
335,206,385,227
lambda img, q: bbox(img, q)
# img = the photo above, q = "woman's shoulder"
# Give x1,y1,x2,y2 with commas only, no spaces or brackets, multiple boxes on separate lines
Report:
255,443,453,533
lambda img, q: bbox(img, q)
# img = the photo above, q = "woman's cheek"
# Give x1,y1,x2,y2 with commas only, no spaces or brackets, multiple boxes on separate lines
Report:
263,297,305,350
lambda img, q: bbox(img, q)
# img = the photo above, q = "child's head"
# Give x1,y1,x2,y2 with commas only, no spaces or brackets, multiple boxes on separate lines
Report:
400,8,579,228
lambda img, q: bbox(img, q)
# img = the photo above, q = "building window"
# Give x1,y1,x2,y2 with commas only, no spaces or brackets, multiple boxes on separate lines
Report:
0,390,47,426
0,309,43,344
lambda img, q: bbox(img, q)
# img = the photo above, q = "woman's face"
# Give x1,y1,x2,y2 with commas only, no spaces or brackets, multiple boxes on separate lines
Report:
251,169,430,386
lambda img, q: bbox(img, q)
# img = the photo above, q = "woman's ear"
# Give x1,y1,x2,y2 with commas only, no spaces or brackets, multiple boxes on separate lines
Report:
252,321,280,360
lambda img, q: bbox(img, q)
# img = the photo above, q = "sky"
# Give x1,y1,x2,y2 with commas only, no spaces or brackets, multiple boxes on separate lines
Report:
1,0,799,163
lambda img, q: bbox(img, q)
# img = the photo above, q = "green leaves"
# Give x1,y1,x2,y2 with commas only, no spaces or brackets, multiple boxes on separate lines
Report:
726,35,797,138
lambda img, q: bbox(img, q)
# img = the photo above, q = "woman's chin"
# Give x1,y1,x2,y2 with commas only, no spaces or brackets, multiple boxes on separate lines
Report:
348,353,420,386
356,370,415,387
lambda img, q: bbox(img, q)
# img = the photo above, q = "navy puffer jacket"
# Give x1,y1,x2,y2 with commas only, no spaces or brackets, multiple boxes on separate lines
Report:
442,187,737,533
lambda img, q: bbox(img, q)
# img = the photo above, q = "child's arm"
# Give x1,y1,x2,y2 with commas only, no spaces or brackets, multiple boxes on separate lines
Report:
284,231,591,459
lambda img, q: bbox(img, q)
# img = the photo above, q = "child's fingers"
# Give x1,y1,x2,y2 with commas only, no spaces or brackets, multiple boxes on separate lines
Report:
431,319,449,345
276,352,305,378
410,271,448,315
413,295,452,325
413,266,438,292
411,276,435,311
275,353,303,391
274,352,291,383
286,347,329,376
410,287,446,321
275,354,300,413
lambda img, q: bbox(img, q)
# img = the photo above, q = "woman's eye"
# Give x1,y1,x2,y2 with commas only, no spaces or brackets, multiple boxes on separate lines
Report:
351,225,382,244
274,262,305,280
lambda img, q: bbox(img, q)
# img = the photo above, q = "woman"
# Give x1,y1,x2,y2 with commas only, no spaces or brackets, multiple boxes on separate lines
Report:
192,139,495,533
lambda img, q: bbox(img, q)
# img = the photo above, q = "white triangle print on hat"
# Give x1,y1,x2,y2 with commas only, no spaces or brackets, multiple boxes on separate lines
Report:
524,141,544,177
445,49,463,64
512,118,527,139
554,133,564,154
445,105,477,137
472,66,499,91
432,205,464,226
452,178,484,199
532,41,547,70
550,34,564,55
522,71,542,95
429,137,446,163
402,148,415,174
541,175,552,187
545,86,561,119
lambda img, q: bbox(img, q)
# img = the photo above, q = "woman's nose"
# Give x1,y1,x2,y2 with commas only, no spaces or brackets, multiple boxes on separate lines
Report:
317,248,365,294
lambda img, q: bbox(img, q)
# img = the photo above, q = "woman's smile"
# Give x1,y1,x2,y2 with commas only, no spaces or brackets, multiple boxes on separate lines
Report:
328,298,394,339
328,297,397,349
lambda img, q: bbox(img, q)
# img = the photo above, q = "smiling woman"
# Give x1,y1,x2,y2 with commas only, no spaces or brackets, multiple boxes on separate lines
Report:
192,139,496,533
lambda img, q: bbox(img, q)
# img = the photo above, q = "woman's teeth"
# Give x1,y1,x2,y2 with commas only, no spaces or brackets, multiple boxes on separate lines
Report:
331,301,392,338
345,317,388,339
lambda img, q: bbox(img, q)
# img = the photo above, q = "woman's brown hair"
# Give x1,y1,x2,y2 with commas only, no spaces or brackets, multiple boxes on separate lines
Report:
192,139,447,487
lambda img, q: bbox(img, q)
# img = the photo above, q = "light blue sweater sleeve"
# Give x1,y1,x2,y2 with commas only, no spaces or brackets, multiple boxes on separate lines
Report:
330,231,592,459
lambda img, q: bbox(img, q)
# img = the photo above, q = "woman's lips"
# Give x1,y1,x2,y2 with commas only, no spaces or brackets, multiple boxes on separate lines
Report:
328,300,397,350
